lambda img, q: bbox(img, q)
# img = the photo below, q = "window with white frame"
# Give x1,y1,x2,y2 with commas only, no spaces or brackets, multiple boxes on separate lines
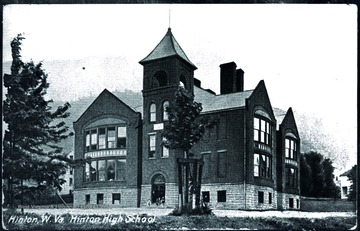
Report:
161,137,169,158
254,153,272,179
85,158,126,182
149,134,156,158
285,138,297,160
163,101,169,121
286,167,298,188
84,126,126,152
150,103,156,122
254,117,271,145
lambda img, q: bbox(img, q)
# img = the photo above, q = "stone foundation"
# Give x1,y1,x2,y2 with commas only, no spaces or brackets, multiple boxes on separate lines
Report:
277,192,301,210
73,187,138,208
200,183,278,210
140,183,178,208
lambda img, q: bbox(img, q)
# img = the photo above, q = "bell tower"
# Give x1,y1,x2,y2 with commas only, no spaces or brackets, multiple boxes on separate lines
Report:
139,28,197,207
139,27,197,126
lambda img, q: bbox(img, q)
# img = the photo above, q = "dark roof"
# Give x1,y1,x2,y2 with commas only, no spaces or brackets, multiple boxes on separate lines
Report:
139,28,197,70
194,86,254,113
340,169,352,177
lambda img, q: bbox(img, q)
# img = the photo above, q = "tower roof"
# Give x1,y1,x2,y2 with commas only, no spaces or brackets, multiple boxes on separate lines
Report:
139,28,197,70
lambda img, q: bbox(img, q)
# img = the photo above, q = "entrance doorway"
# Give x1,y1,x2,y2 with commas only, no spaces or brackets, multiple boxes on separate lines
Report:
151,174,165,205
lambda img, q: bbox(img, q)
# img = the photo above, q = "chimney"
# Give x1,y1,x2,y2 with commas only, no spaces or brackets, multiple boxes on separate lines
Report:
194,78,201,88
220,62,237,94
236,68,244,92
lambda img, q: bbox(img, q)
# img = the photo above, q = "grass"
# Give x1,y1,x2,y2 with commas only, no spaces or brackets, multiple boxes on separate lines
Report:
3,209,356,230
301,198,356,212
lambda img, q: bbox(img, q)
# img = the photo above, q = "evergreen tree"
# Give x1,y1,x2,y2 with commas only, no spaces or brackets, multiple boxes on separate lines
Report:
300,154,313,196
162,86,215,213
3,34,74,208
301,151,340,198
322,158,341,198
162,87,208,155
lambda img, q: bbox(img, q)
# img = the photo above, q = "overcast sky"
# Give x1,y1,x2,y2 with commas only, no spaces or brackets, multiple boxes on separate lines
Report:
3,4,357,169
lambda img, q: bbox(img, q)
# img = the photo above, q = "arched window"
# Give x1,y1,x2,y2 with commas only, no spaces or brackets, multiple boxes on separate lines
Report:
163,101,169,121
180,75,187,88
152,71,168,88
150,103,156,122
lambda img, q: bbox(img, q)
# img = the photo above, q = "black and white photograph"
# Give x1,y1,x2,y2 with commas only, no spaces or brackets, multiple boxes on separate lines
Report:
2,3,357,230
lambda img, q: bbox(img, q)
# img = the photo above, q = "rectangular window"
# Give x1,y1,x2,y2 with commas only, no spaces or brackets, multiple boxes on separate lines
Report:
342,187,348,195
112,193,121,204
258,191,264,204
69,178,73,186
90,161,97,181
70,168,73,175
217,151,227,178
217,115,227,140
269,192,272,204
202,191,210,203
85,131,90,152
116,159,126,181
85,163,90,181
161,137,169,158
117,127,126,148
285,139,290,158
107,127,116,149
107,160,116,181
296,199,299,209
254,118,260,141
98,128,106,149
260,120,266,143
260,155,266,177
217,190,226,202
97,194,104,205
150,104,156,122
286,167,298,188
149,134,156,158
98,160,106,181
285,138,297,160
254,153,260,177
254,153,271,179
90,129,97,150
254,117,271,145
202,153,211,179
289,198,294,208
85,194,90,204
266,156,271,178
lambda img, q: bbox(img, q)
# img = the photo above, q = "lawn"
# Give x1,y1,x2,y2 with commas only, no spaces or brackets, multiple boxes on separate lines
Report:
3,209,357,230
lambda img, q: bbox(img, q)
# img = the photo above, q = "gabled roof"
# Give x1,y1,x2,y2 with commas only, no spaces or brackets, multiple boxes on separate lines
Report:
194,86,254,113
74,89,138,124
277,107,300,137
340,169,352,177
139,28,197,70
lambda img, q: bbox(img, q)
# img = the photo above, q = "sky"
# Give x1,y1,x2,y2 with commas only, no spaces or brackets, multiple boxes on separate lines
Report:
2,4,357,170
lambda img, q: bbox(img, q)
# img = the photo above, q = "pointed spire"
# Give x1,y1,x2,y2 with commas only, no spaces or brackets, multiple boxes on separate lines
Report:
139,28,197,70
